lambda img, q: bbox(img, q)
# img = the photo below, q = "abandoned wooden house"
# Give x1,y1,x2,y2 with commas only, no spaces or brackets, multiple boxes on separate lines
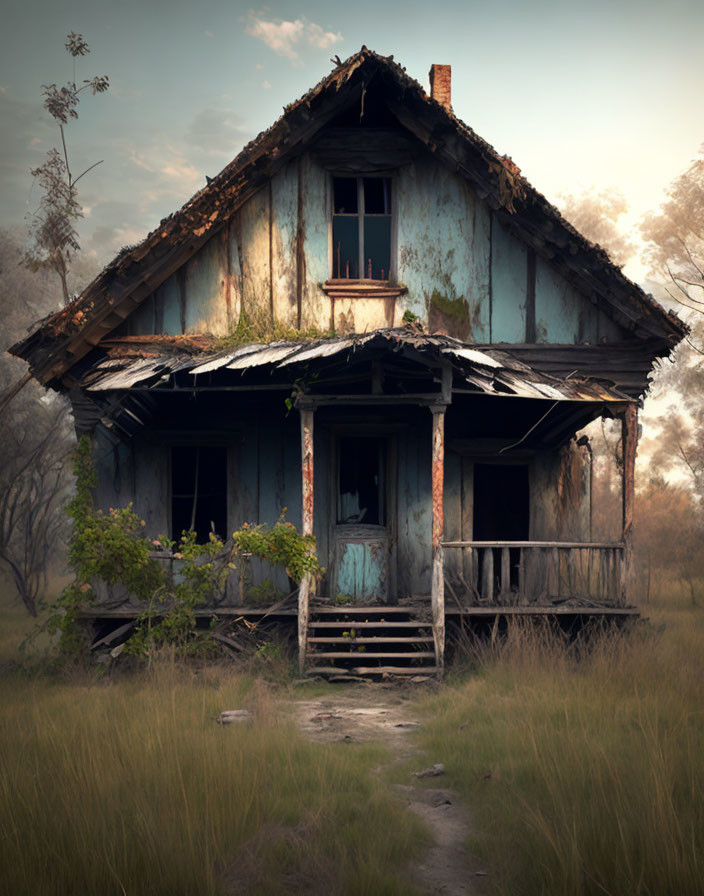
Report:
11,48,686,675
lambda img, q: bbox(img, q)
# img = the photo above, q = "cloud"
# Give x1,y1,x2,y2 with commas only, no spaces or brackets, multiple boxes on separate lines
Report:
245,14,342,63
0,96,252,269
0,90,54,224
183,108,249,158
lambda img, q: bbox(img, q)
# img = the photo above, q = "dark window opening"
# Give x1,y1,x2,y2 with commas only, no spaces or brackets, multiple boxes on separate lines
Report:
171,446,227,542
332,177,392,280
338,437,386,526
473,464,529,591
333,177,358,214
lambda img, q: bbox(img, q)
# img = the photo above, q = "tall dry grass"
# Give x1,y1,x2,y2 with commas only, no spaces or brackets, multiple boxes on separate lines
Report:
0,657,425,896
416,593,704,895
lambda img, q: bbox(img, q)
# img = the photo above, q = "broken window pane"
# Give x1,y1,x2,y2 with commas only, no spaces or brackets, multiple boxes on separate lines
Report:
363,177,391,215
333,177,358,214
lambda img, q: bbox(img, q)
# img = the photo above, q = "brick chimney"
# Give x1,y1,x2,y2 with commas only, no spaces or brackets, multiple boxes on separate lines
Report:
429,64,451,111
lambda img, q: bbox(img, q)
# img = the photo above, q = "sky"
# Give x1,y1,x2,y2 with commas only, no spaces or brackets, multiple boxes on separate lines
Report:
1,0,703,284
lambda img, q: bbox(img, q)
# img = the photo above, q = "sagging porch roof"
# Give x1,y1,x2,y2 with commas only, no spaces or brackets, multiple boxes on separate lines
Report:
80,327,630,404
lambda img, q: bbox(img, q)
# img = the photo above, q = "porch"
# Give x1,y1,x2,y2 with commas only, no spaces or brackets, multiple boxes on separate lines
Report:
77,329,639,676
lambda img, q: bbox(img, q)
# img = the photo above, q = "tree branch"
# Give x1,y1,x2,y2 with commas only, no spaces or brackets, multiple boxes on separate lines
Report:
72,159,103,187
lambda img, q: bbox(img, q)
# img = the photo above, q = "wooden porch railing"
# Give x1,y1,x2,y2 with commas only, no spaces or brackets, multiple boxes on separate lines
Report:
441,541,626,607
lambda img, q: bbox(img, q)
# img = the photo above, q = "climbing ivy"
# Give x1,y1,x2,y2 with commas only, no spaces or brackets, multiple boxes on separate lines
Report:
232,514,323,584
50,437,166,657
51,441,322,661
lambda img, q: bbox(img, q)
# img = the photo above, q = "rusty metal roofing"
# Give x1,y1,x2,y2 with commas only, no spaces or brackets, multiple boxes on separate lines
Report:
81,327,630,403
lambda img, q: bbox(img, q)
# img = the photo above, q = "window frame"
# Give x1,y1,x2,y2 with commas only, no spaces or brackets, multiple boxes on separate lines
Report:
330,175,395,282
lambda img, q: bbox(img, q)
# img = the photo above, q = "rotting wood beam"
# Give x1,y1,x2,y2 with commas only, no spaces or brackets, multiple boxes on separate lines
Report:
296,156,304,330
525,249,536,342
430,403,447,675
442,540,625,549
298,401,315,674
621,402,638,606
299,393,450,407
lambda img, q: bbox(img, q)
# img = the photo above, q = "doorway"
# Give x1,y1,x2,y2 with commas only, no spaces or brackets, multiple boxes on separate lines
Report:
333,435,392,603
473,463,529,592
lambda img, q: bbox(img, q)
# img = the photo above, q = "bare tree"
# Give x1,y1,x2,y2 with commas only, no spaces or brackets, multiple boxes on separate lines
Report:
24,32,108,304
641,147,704,322
0,407,72,616
0,230,76,614
640,148,704,500
558,188,635,267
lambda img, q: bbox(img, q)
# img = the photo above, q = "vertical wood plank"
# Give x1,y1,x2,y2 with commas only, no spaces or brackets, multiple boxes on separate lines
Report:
298,406,314,674
470,547,479,600
444,450,462,594
567,548,575,597
482,548,494,604
501,547,510,605
551,547,559,599
460,457,474,593
525,249,536,342
518,547,526,602
622,403,638,606
431,406,446,674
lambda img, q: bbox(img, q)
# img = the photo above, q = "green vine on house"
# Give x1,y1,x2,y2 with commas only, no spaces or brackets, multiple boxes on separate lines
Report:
51,438,322,660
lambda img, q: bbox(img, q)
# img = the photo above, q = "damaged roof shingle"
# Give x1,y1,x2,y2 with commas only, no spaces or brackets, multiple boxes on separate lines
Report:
81,327,630,404
10,47,687,386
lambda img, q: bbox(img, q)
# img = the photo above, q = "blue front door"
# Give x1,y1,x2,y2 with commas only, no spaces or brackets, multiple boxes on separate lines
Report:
333,435,391,604
333,526,389,603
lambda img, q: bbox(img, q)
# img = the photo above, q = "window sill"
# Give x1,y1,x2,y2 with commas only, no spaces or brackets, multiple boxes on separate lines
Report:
322,280,407,299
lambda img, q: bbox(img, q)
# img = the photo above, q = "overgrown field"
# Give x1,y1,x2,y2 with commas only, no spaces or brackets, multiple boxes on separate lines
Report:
417,591,704,895
1,592,702,895
0,604,425,896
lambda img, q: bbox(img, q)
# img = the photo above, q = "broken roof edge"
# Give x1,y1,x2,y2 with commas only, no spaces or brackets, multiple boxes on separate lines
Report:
10,46,688,384
78,326,634,404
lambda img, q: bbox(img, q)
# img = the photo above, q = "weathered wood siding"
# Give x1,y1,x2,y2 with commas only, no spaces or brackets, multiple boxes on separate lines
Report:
396,426,433,596
396,157,491,340
122,146,628,346
530,442,591,541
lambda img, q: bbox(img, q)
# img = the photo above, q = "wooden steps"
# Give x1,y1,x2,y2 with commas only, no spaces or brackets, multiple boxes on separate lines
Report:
308,637,434,644
310,606,414,614
310,666,439,677
309,620,432,629
306,651,435,660
305,604,438,679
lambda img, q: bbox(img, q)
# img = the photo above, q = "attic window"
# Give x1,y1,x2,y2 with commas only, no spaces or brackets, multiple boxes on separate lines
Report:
171,446,227,542
332,177,392,280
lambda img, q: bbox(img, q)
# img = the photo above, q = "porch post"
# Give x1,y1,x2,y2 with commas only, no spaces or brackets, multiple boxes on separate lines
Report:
620,402,638,606
298,402,315,674
430,404,446,674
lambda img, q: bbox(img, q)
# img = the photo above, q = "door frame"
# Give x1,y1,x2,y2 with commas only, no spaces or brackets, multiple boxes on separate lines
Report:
327,424,398,602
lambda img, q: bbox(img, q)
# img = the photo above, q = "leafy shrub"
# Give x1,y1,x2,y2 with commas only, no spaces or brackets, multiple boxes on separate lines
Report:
232,514,323,584
52,442,322,662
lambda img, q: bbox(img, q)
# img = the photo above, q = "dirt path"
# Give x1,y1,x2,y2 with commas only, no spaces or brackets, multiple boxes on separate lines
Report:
291,688,489,896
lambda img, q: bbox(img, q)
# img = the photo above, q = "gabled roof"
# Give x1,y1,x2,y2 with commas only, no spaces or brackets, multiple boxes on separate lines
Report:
11,47,686,387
